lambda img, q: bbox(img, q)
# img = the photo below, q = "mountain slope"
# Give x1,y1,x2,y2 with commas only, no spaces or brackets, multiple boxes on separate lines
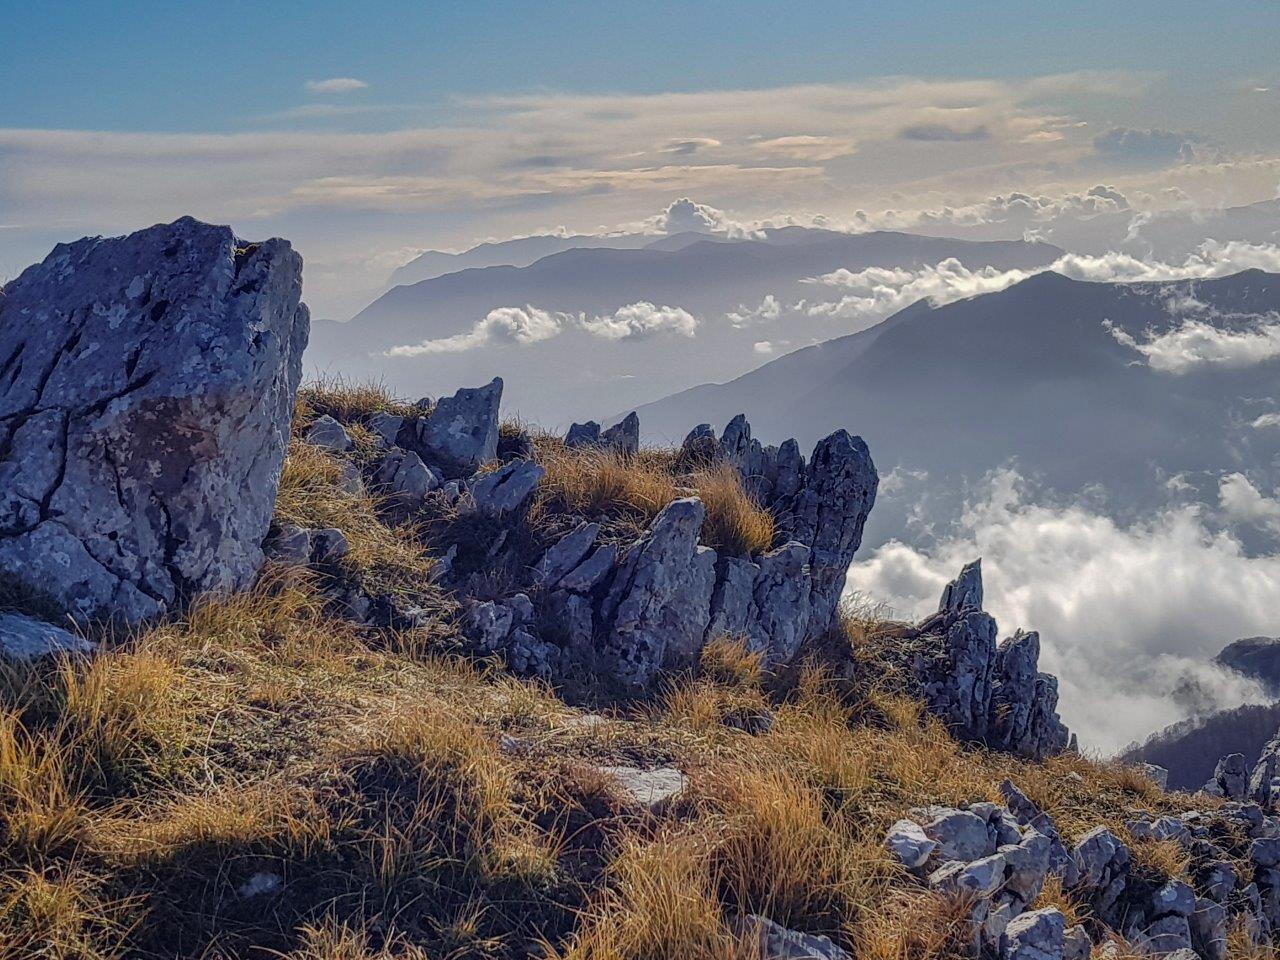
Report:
311,231,1061,425
635,269,1280,537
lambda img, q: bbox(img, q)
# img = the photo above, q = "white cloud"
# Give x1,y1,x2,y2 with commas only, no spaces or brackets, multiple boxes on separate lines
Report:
845,468,1280,754
726,294,783,327
753,340,775,354
385,305,572,356
804,240,1280,331
581,301,699,340
305,78,369,94
1252,413,1280,430
1220,473,1280,536
385,300,699,354
1106,313,1280,374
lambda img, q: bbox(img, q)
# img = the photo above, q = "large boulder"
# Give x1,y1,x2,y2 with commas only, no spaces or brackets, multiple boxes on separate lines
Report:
0,217,308,623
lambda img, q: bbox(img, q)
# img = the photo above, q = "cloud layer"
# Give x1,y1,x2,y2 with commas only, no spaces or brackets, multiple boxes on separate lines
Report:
385,301,697,356
845,468,1280,754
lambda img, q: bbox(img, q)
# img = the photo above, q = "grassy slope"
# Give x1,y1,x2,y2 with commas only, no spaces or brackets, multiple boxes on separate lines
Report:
0,384,1268,960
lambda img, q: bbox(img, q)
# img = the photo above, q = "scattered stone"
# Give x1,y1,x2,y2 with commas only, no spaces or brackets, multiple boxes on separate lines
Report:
366,411,405,448
1204,753,1248,800
0,217,309,623
237,872,282,899
467,459,545,515
1004,908,1064,960
372,449,439,505
929,853,1006,898
921,808,994,862
597,765,687,810
305,414,352,453
733,914,852,960
564,421,600,448
310,528,350,564
1062,924,1091,960
885,818,937,869
265,525,313,567
0,612,94,660
535,522,600,587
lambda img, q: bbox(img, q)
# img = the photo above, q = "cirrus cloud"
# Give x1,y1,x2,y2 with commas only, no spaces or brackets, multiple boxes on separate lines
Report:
305,77,369,95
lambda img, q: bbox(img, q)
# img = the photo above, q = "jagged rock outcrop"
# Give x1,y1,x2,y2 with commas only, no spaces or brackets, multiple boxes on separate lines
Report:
0,217,308,623
880,560,1071,760
416,408,880,689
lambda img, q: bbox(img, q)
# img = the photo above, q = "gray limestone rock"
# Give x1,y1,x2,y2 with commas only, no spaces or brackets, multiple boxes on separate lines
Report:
265,524,313,567
467,459,545,516
921,808,995,862
415,378,501,469
601,411,639,455
305,415,352,453
534,522,599,587
1003,908,1065,960
940,559,984,614
365,411,405,448
885,818,937,869
372,448,439,506
564,421,601,448
597,765,687,810
1205,753,1249,800
734,914,851,960
0,612,94,660
599,497,716,688
0,217,308,623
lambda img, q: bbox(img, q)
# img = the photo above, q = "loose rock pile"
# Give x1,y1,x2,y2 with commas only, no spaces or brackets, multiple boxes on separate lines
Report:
887,777,1280,958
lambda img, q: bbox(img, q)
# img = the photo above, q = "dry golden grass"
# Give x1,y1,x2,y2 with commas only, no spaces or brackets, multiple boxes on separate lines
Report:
531,444,774,555
275,440,446,606
556,833,750,960
0,380,1249,960
296,376,422,426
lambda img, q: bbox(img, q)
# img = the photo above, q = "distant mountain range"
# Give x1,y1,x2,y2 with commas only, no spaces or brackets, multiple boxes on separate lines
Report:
310,228,1060,425
634,268,1280,541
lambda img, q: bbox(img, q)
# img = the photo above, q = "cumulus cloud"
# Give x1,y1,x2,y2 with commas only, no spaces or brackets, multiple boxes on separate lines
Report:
1252,413,1280,430
726,295,784,328
1106,313,1280,374
385,305,572,355
804,240,1280,329
385,300,699,355
845,468,1280,754
753,340,775,354
305,77,369,94
1220,473,1280,536
580,301,698,340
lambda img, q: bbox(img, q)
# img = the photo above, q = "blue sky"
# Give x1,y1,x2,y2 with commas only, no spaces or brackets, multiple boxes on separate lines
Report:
3,1,1279,315
4,0,1278,134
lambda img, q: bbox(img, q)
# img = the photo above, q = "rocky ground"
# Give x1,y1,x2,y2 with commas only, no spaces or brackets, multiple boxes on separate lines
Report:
1,218,1279,960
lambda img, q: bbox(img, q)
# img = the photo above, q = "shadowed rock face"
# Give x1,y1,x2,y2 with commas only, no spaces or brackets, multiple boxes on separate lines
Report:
0,217,309,623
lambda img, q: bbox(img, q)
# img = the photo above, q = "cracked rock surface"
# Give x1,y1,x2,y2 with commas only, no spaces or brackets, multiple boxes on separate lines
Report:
0,217,308,623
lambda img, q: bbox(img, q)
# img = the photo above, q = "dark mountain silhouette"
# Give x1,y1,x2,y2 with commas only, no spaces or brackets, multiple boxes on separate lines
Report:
1215,637,1280,695
1118,701,1280,792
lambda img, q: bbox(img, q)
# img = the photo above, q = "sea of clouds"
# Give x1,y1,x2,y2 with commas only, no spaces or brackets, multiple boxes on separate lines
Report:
845,467,1280,755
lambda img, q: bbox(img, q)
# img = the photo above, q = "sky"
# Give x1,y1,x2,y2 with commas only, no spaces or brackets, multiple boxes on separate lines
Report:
3,0,1280,316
